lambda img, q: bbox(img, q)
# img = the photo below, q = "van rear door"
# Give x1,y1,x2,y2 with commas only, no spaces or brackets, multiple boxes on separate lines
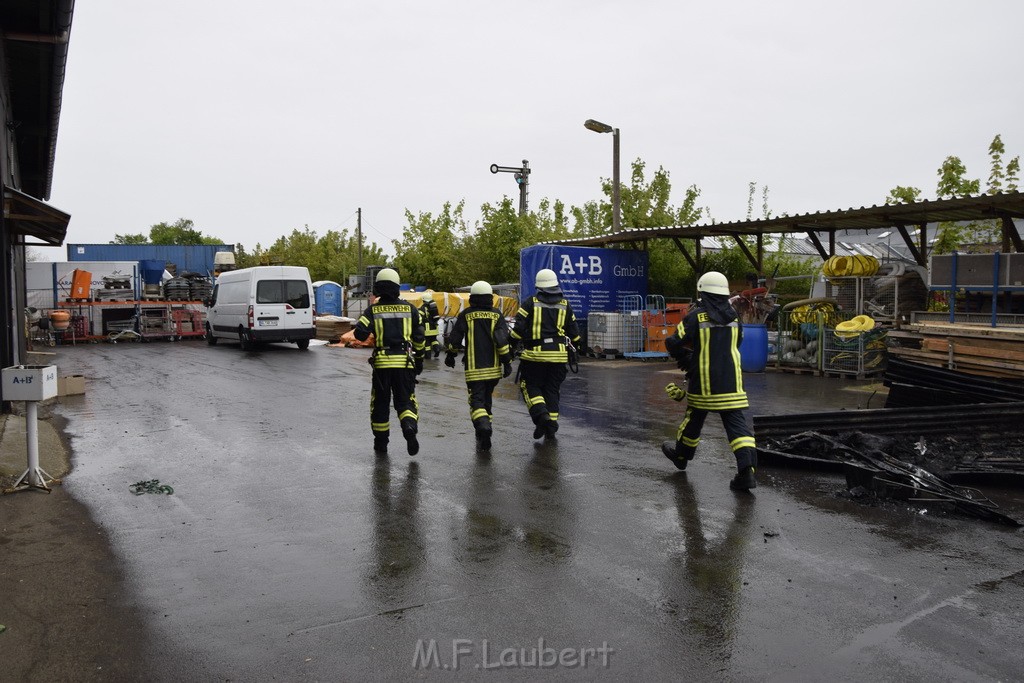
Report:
253,277,313,334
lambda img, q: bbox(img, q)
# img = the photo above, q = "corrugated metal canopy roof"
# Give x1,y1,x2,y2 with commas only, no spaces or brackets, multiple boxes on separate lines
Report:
3,185,70,246
551,192,1024,247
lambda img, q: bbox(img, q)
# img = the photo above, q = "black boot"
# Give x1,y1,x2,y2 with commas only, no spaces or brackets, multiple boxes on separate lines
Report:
373,435,389,454
661,440,688,470
474,419,492,451
402,419,419,456
730,466,757,490
545,420,558,439
533,419,548,440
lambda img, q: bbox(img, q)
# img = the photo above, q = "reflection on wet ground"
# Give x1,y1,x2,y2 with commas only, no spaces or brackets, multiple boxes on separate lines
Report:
662,474,755,661
49,344,1024,680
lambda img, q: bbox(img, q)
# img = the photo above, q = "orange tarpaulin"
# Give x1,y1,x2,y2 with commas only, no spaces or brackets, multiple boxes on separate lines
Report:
328,330,375,348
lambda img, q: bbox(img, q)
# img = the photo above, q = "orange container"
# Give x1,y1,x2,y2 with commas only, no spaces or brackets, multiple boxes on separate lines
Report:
664,303,689,326
49,310,71,330
646,325,673,353
70,269,92,299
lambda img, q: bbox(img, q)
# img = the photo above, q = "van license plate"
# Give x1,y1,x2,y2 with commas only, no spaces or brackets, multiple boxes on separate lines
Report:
259,319,278,327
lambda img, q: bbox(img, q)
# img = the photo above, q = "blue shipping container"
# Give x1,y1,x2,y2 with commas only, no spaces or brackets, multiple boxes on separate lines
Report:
312,281,343,316
66,244,235,277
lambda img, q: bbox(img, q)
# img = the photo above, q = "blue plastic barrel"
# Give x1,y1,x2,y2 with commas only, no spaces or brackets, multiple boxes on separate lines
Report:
740,324,769,373
399,283,412,291
139,259,165,285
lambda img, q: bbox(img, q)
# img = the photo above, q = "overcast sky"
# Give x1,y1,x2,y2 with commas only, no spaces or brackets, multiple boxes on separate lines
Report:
45,0,1024,260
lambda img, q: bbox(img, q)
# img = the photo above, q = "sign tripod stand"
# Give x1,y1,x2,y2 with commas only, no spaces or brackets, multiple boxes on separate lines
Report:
2,365,61,494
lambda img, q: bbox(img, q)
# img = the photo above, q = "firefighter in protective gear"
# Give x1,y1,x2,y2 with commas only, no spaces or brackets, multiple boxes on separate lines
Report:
444,280,513,451
420,290,442,358
662,271,758,490
510,268,582,440
354,268,426,456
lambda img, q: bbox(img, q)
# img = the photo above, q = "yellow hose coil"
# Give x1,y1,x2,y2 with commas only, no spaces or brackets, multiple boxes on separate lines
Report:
822,254,879,277
834,314,875,340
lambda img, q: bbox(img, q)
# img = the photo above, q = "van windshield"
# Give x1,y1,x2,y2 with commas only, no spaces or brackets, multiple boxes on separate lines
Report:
256,280,310,308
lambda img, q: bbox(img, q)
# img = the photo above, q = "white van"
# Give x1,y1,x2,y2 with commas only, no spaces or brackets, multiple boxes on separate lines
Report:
205,266,315,350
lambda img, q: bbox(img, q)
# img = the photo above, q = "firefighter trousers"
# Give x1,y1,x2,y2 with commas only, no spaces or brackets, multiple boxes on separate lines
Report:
675,406,757,469
518,360,567,427
370,367,419,439
466,379,499,431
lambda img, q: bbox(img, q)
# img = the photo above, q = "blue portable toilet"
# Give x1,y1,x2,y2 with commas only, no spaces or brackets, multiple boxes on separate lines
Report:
312,281,342,316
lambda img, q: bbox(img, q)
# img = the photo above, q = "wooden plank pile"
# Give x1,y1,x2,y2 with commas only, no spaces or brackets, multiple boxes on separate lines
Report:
887,322,1024,379
315,316,355,342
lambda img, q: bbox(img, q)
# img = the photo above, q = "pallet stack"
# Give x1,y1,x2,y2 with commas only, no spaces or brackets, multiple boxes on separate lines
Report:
315,316,355,342
887,322,1024,380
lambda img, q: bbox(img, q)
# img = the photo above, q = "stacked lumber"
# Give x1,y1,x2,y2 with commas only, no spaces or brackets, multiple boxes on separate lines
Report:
315,316,355,342
887,322,1024,379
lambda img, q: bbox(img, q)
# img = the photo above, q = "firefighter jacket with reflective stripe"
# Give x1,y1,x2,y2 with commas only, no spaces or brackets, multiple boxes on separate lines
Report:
446,305,512,381
420,301,440,338
354,299,425,369
667,306,749,411
510,294,581,364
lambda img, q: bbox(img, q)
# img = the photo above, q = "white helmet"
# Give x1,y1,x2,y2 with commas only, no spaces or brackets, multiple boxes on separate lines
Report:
421,290,434,302
470,280,492,296
375,268,399,284
696,271,730,296
535,269,558,289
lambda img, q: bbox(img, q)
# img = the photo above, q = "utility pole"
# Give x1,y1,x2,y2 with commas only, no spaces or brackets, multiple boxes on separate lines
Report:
357,207,363,272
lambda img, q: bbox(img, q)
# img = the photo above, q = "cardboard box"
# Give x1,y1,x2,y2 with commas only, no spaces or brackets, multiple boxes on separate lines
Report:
58,374,86,396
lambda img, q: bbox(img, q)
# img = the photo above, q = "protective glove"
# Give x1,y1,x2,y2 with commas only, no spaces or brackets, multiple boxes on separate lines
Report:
665,382,687,402
414,357,424,375
444,353,457,368
502,361,513,378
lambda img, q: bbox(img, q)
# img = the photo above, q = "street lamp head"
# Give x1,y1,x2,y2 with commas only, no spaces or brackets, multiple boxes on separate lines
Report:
584,118,614,134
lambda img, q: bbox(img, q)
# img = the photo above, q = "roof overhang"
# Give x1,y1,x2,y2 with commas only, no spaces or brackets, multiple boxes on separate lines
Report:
3,185,70,246
2,0,74,200
552,192,1024,247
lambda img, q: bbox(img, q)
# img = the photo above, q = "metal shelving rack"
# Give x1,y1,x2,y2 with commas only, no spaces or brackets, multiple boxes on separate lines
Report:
55,301,205,342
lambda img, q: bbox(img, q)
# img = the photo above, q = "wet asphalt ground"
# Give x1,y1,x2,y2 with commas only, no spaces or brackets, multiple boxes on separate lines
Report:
50,339,1024,681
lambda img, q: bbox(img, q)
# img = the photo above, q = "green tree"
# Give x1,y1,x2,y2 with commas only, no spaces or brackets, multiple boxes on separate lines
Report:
934,155,995,252
936,156,980,199
1007,156,1020,192
111,233,149,244
236,227,387,283
111,218,224,245
885,185,921,205
392,201,469,291
988,134,1006,194
149,218,223,245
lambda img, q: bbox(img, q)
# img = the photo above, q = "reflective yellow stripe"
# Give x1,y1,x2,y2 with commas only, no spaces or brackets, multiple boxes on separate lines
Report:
698,327,711,394
732,326,743,390
399,410,417,421
731,436,756,451
521,349,568,362
465,367,501,381
688,393,749,410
